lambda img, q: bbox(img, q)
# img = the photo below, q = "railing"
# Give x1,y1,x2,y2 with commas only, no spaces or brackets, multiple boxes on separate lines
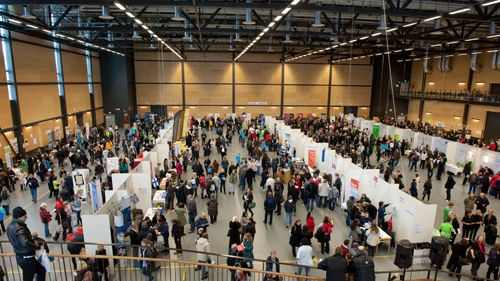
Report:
398,90,500,104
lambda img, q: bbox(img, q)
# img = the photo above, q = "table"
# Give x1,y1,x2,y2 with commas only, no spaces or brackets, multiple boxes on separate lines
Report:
145,207,162,220
376,226,392,254
152,190,166,208
446,163,462,175
159,178,167,190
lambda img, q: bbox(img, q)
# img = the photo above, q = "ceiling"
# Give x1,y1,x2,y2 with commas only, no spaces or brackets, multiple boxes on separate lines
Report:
1,0,500,61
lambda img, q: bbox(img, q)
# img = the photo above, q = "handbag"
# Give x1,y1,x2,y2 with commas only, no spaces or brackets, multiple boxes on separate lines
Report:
248,202,256,209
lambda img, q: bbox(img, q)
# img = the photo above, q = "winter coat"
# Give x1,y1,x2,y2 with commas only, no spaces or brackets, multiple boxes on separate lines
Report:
207,199,218,216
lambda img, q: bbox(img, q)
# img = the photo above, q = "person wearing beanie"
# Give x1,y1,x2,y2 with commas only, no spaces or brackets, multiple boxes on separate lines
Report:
7,206,46,280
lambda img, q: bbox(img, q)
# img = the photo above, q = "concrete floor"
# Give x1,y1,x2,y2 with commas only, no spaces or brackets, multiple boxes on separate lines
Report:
3,128,499,280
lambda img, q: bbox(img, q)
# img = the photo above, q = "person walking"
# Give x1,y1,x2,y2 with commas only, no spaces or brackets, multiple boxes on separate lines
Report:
320,216,334,255
486,243,500,280
186,195,197,233
351,246,376,281
290,220,303,257
470,235,487,280
263,191,277,225
172,219,184,255
0,187,10,215
421,178,432,202
284,196,295,228
228,216,241,249
195,232,211,280
446,238,470,277
444,172,456,201
265,250,281,281
318,247,348,281
140,239,155,281
242,233,255,268
242,188,254,217
38,203,52,238
7,206,46,281
27,173,40,203
207,194,218,224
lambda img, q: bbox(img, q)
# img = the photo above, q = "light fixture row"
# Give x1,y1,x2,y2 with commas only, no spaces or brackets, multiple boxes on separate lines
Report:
114,1,184,60
285,1,499,63
5,16,124,56
234,0,301,61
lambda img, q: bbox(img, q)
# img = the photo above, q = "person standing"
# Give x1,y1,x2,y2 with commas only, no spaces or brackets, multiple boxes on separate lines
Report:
321,216,334,255
351,246,376,281
263,191,277,225
318,247,348,281
38,203,52,238
486,243,500,280
444,172,456,201
366,224,381,256
284,196,295,228
265,250,281,281
290,220,303,257
470,235,487,279
186,195,197,233
318,179,331,208
27,173,39,203
140,239,155,281
7,206,46,281
443,202,454,223
242,233,255,268
207,194,218,224
71,195,82,226
296,238,313,278
172,219,184,255
446,238,469,277
422,178,432,202
228,217,241,249
242,188,254,217
195,232,211,280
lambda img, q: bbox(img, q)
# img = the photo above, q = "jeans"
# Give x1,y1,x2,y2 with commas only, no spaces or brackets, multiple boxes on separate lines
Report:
264,210,273,224
229,183,235,193
17,257,46,281
30,188,37,202
446,188,452,201
321,240,330,254
319,196,327,208
75,210,82,225
468,184,477,194
296,266,310,278
329,198,336,211
307,197,316,211
3,205,9,216
471,261,482,278
189,215,196,232
141,267,154,281
199,261,208,277
410,161,417,172
43,222,50,237
285,212,293,227
487,265,499,280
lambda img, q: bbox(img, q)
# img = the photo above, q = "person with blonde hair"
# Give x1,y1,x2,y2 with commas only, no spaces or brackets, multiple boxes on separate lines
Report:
366,224,380,256
242,233,254,268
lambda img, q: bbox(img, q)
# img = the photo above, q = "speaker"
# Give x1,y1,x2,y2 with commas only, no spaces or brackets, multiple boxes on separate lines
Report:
429,236,449,267
394,239,414,269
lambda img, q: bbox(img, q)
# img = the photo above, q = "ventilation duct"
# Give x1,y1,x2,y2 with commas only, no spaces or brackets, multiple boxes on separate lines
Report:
234,16,244,42
456,42,467,51
330,16,339,42
423,56,431,73
132,24,141,39
77,9,85,38
490,22,496,35
21,5,36,19
374,38,384,47
492,51,498,70
183,21,192,41
267,36,273,52
99,5,113,20
243,0,255,25
188,39,196,50
470,45,482,72
107,31,114,48
377,16,387,30
283,15,293,43
431,19,443,35
442,55,451,72
229,35,235,51
149,43,156,49
311,2,324,28
172,6,185,21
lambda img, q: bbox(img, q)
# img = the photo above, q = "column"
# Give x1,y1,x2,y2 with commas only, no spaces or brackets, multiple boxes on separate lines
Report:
54,39,68,139
418,72,427,122
181,60,186,109
85,49,97,127
280,61,285,117
232,60,236,113
326,59,333,117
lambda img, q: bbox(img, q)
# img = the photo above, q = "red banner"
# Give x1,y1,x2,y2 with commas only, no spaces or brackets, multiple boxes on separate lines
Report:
308,149,316,168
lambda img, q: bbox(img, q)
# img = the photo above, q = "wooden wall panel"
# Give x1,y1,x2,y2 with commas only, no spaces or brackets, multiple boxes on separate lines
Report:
410,60,424,91
236,54,281,63
94,84,103,108
0,86,13,129
65,84,91,114
236,85,281,105
329,107,344,116
421,101,464,130
425,56,469,92
189,106,232,118
235,63,281,84
135,51,181,61
235,106,280,116
22,119,61,151
284,64,329,85
92,58,101,83
18,85,61,124
136,84,182,105
135,61,182,83
472,53,500,91
12,41,57,82
185,84,231,105
467,105,500,138
137,106,151,117
331,86,371,105
283,106,327,116
11,32,53,47
284,85,328,105
331,65,373,86
62,51,87,82
186,52,232,61
407,99,421,121
96,108,104,125
185,62,232,83
357,107,370,118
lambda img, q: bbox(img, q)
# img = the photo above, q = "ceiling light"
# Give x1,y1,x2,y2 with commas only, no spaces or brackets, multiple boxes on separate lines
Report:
482,0,500,6
386,27,398,32
403,22,417,28
26,24,39,29
268,22,275,28
141,25,148,30
457,53,467,56
286,106,294,109
21,6,36,19
359,36,368,40
263,27,269,32
394,49,402,53
371,32,382,37
125,11,134,18
282,7,292,15
340,42,347,46
42,29,52,34
465,37,479,42
291,0,301,5
274,15,283,22
99,5,114,20
487,49,499,53
476,82,485,86
472,51,482,55
172,6,185,21
446,41,460,45
445,54,454,57
134,18,143,25
428,82,435,85
458,82,466,86
423,15,441,22
449,8,470,14
487,34,500,38
430,43,442,47
349,39,356,43
405,48,414,51
7,18,21,24
114,2,126,11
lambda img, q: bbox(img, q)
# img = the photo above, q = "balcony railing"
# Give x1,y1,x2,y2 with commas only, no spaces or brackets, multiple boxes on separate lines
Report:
398,90,500,104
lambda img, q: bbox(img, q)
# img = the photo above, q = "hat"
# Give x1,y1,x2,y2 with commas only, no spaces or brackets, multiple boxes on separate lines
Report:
12,207,27,219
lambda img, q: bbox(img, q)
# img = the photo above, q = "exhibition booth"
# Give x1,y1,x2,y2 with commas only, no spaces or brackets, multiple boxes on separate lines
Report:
267,116,438,244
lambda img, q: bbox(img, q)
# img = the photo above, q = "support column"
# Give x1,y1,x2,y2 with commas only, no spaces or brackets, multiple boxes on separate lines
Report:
232,60,236,113
86,50,96,127
418,72,427,122
54,39,68,140
280,61,285,117
181,60,186,109
326,59,333,118
463,103,470,127
466,68,474,93
0,15,25,156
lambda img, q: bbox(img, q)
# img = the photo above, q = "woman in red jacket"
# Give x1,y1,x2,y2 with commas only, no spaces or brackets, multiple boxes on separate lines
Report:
39,203,52,238
321,216,334,254
306,211,315,239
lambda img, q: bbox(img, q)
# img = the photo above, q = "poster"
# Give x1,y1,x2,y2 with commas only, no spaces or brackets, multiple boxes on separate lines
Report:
308,149,316,168
372,124,380,138
89,180,102,213
350,178,359,197
3,146,12,168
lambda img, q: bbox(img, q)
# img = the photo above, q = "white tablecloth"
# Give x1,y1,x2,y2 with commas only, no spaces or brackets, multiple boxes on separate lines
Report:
446,163,462,175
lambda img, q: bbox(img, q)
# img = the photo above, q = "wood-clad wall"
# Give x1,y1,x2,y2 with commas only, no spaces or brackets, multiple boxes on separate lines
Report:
134,51,373,118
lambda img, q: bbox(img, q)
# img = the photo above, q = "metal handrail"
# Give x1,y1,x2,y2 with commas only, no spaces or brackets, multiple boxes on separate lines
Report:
397,90,500,104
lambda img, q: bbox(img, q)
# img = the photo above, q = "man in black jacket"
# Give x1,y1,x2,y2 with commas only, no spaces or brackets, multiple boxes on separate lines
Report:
350,246,375,281
318,247,348,281
7,206,46,281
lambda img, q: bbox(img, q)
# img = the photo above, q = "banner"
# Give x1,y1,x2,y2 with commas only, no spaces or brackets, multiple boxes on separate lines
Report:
350,178,359,197
308,149,316,168
372,124,380,138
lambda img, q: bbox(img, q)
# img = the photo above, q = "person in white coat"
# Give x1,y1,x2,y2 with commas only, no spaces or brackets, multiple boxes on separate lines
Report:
296,238,313,277
365,224,380,257
318,179,332,208
195,232,211,280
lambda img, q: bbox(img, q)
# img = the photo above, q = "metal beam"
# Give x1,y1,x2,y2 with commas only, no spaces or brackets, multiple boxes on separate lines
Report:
52,5,75,28
202,8,221,29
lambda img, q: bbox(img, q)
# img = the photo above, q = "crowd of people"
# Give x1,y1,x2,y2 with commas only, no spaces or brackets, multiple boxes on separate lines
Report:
3,113,499,281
